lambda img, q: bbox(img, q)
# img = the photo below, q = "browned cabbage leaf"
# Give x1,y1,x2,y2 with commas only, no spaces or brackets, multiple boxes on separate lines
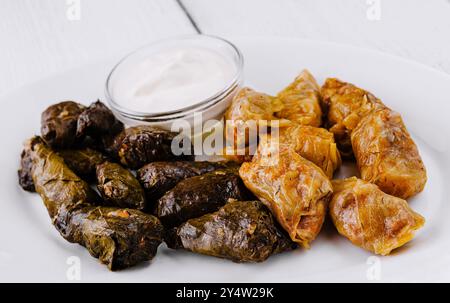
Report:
239,146,333,247
351,109,427,199
276,69,322,127
320,78,387,157
224,87,287,163
271,124,341,178
330,177,425,255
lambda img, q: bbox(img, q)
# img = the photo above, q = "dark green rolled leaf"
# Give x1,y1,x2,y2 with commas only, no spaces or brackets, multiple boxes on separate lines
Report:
166,200,295,262
109,125,193,169
28,138,163,270
58,148,107,180
63,207,164,271
18,146,35,192
96,161,146,210
137,161,238,201
41,101,86,148
155,168,250,227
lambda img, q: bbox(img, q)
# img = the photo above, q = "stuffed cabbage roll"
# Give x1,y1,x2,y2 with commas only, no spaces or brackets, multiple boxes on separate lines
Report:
27,138,164,270
224,87,288,163
266,124,341,178
239,147,333,247
351,109,427,199
58,148,107,180
137,161,237,201
166,200,295,262
155,169,250,227
41,101,86,148
110,125,192,169
320,78,387,157
96,161,146,210
330,177,425,255
275,69,322,127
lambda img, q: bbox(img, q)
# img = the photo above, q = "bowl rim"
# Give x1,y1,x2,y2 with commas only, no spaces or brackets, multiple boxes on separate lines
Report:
104,34,244,120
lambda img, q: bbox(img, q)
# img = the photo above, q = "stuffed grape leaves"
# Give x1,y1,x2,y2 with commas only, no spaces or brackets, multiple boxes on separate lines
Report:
110,125,192,169
275,69,322,127
41,101,86,148
166,200,295,262
27,138,164,270
18,146,35,192
96,161,146,210
320,78,387,157
239,146,333,247
351,109,427,199
330,177,425,255
137,161,238,201
76,100,124,139
155,169,250,227
58,148,107,180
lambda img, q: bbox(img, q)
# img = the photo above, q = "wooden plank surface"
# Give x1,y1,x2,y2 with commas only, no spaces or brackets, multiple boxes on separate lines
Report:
184,0,450,74
1,0,449,96
0,0,196,95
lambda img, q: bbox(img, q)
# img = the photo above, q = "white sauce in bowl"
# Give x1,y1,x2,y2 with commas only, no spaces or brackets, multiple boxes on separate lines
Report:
112,47,234,113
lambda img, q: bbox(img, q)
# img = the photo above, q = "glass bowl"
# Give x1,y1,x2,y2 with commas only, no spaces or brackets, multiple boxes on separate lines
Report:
105,34,244,131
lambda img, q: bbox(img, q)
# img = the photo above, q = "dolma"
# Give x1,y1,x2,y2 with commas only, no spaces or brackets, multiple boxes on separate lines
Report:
320,78,387,157
166,200,295,262
239,147,333,247
41,101,86,148
96,161,146,210
18,146,35,192
351,109,427,199
275,69,322,127
58,148,107,180
137,161,238,201
28,138,164,270
330,177,425,255
76,100,124,140
264,124,341,178
224,87,289,163
110,125,191,169
155,169,250,227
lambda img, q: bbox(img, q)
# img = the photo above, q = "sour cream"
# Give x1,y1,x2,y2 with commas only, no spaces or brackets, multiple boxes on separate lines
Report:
112,47,235,113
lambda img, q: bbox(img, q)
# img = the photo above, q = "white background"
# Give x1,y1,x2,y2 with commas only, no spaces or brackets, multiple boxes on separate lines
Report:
1,0,450,96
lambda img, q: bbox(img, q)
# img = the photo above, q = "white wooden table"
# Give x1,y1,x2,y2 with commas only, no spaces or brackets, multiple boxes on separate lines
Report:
1,0,450,96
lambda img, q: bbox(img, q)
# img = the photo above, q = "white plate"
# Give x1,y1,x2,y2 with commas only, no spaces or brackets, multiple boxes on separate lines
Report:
1,36,449,283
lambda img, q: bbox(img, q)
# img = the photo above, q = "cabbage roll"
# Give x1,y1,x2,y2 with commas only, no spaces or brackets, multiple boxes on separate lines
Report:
239,147,333,247
320,78,387,157
330,177,425,255
166,200,295,262
275,69,322,127
269,124,341,178
224,87,288,163
351,109,427,199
